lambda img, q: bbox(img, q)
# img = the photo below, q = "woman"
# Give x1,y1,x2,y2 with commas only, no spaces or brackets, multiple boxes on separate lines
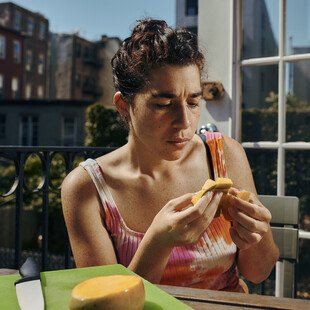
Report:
61,19,279,292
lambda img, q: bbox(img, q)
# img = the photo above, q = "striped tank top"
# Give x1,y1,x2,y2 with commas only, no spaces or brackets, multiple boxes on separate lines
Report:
80,132,241,291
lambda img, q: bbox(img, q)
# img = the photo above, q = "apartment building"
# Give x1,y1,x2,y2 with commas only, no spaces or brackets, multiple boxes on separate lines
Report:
176,0,198,34
0,2,49,99
50,33,121,107
0,25,24,99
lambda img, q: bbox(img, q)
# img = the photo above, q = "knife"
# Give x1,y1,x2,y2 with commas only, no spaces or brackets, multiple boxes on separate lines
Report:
14,257,44,310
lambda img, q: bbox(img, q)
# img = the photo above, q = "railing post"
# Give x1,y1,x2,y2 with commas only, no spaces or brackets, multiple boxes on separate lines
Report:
14,152,24,269
41,152,50,271
64,151,74,269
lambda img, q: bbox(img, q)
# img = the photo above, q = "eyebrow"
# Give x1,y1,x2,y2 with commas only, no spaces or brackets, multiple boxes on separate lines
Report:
151,91,202,99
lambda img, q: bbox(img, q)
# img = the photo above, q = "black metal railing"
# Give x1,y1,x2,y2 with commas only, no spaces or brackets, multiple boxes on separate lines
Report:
0,146,116,271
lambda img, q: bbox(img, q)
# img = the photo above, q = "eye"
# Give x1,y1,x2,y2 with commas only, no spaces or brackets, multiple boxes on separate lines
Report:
154,102,172,109
187,101,200,108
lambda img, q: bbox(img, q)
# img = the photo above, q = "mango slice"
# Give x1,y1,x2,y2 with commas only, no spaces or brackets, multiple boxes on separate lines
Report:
69,275,145,310
191,177,233,205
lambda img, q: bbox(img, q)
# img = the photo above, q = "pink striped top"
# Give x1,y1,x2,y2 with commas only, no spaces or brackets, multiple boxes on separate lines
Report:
80,132,241,290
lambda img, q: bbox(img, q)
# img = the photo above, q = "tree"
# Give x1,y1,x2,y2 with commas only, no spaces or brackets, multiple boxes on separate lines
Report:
85,104,128,147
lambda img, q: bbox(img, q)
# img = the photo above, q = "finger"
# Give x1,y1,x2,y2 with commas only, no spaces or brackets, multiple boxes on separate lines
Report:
168,193,196,211
194,190,216,210
177,191,214,225
229,227,250,250
227,187,240,196
232,220,262,244
229,207,269,234
229,196,271,222
187,192,223,230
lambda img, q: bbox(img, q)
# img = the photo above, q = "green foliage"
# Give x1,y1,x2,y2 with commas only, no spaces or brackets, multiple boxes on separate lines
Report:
265,91,309,110
85,103,128,147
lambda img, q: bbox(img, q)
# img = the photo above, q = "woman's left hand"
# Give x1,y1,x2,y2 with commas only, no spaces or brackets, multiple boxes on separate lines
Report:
226,189,272,250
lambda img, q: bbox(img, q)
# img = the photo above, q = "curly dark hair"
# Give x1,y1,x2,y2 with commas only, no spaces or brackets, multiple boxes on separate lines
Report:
111,18,205,102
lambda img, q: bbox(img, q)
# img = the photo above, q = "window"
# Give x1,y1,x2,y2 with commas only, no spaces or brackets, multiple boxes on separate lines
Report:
76,43,81,57
0,114,6,138
14,10,21,31
0,74,4,99
200,1,310,296
75,73,81,87
27,17,34,36
186,0,198,16
19,116,39,146
62,117,77,146
26,50,33,71
13,40,21,63
238,0,310,296
11,77,19,99
25,84,31,99
0,35,6,59
37,85,43,98
39,22,46,40
38,53,44,74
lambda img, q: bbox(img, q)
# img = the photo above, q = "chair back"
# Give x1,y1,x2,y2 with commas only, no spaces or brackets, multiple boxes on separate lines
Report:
258,195,299,298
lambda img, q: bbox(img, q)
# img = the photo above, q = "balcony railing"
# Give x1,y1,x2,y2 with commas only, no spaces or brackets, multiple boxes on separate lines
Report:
1,145,310,297
0,146,115,271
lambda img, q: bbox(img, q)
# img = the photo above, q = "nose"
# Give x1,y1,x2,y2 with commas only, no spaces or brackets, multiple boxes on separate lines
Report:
172,103,191,129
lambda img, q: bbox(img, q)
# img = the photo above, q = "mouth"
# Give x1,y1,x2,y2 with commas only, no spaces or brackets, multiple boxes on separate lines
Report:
167,138,190,148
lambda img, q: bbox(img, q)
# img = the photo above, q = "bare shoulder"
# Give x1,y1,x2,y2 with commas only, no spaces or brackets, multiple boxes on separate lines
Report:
222,135,256,192
61,165,93,198
61,164,99,217
222,135,244,151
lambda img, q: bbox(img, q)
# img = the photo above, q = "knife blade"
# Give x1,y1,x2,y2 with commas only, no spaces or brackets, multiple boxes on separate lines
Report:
14,257,44,310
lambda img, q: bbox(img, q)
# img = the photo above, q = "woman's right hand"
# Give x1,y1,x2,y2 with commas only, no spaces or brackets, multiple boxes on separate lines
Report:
148,191,223,247
128,190,223,283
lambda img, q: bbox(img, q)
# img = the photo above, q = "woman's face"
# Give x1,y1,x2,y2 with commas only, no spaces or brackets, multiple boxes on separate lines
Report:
128,64,202,160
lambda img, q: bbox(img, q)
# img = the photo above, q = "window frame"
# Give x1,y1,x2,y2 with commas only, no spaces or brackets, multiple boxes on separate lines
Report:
186,0,198,16
11,77,19,99
235,0,310,196
19,115,39,146
0,35,6,59
0,74,4,99
61,116,77,146
13,10,21,31
27,17,34,36
13,40,21,63
0,114,6,139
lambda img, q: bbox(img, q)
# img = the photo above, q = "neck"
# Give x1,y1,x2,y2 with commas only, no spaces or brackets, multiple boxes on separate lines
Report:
125,135,187,179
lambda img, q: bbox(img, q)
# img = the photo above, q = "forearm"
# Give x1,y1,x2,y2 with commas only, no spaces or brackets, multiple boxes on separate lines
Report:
237,228,279,284
128,231,173,283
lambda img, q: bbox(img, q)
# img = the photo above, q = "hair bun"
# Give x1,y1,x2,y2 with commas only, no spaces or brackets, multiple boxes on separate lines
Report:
132,19,168,34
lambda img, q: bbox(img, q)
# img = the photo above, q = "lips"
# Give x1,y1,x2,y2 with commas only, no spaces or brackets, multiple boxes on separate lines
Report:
167,138,189,143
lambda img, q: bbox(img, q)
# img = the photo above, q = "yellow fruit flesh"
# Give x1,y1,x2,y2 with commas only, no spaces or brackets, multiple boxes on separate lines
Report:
221,190,251,221
191,178,233,205
69,275,145,310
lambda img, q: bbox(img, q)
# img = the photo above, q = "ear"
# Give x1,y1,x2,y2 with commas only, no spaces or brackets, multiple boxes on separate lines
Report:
113,91,128,118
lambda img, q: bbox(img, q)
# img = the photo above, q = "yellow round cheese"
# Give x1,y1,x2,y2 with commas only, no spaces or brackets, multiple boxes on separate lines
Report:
69,275,145,310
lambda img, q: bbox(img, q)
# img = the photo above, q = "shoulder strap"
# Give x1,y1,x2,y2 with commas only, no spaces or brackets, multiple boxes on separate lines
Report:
198,133,215,180
79,158,115,205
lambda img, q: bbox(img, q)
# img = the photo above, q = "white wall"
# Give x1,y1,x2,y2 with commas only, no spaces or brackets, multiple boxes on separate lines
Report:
198,0,235,137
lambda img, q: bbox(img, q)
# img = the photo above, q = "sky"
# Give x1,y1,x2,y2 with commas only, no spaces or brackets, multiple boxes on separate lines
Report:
3,0,176,40
265,0,310,47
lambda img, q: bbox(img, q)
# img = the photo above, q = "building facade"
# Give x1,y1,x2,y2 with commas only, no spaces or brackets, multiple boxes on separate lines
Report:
0,2,49,100
0,99,91,146
0,25,24,99
49,33,121,108
176,0,198,34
